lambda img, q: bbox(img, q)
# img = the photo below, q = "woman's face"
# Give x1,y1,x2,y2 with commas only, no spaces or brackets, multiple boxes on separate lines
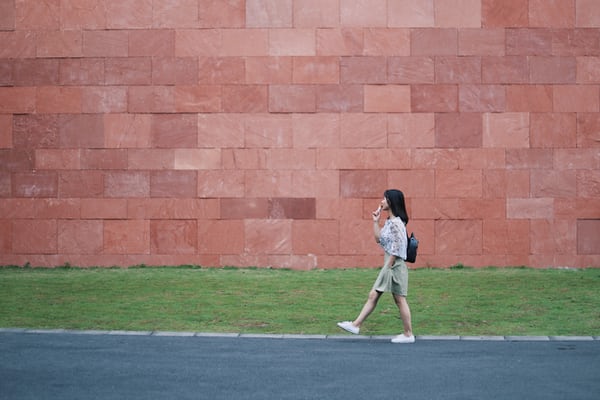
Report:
381,196,390,210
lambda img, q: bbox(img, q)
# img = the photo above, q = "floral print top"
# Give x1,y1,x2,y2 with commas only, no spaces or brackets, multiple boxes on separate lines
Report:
378,216,407,260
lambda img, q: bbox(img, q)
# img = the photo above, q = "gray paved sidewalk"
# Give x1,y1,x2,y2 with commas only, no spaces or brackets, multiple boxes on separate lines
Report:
1,329,599,400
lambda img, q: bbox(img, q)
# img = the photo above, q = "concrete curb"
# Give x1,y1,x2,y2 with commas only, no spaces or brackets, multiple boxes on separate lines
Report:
0,328,598,341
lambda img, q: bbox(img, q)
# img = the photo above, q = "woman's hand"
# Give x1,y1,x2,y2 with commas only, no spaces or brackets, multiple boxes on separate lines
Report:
372,205,382,222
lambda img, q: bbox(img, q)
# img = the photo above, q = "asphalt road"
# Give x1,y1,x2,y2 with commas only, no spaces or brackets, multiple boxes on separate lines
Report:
1,332,599,400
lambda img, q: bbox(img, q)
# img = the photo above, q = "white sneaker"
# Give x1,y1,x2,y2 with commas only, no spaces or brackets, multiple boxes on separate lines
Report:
391,334,415,344
337,321,359,335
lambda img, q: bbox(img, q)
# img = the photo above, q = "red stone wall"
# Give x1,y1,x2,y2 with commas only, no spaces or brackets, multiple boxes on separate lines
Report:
0,0,599,269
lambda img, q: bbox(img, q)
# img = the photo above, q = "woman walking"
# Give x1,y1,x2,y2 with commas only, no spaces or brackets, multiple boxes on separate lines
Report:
337,189,415,344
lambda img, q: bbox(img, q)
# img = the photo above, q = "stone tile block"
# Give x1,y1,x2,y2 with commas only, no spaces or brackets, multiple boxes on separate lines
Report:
412,149,460,169
435,56,481,84
388,113,435,148
293,0,339,27
506,149,553,169
340,0,386,27
58,171,103,198
483,219,530,255
0,87,35,113
13,58,59,86
577,170,600,198
83,30,128,57
435,113,482,148
459,148,505,169
364,85,410,112
198,56,244,84
266,148,315,170
292,170,340,198
245,56,292,84
0,115,11,149
577,219,600,254
482,0,528,27
222,85,268,113
529,0,575,28
12,219,57,254
175,29,220,56
577,113,600,148
268,85,316,113
434,0,481,28
459,85,505,112
506,85,553,112
507,198,554,219
150,219,197,254
105,57,152,85
198,219,244,254
81,199,127,219
458,28,505,56
244,170,293,197
316,28,363,56
59,114,104,148
152,57,198,85
244,114,292,148
340,170,386,198
531,170,577,198
388,0,434,27
153,0,198,28
0,31,35,58
577,57,600,83
0,172,10,198
435,219,482,255
104,220,150,255
222,29,269,56
552,29,600,57
530,113,577,148
388,169,435,198
13,172,57,198
220,198,269,219
483,112,529,148
35,149,80,170
412,84,457,112
175,85,221,113
363,148,411,169
388,56,434,84
58,220,103,255
269,29,315,56
553,85,599,112
576,0,600,27
129,29,174,57
316,84,363,112
340,114,386,148
36,30,82,58
268,197,316,219
104,171,150,198
411,28,458,56
531,219,576,255
15,0,59,29
363,28,410,56
198,114,244,148
530,56,576,84
340,56,387,84
151,114,197,148
292,114,340,148
244,219,292,254
292,57,339,84
128,198,218,220
37,87,82,114
435,169,482,198
554,148,600,169
150,170,196,198
507,28,553,55
222,148,266,170
246,0,292,28
197,170,245,198
0,0,14,30
292,220,338,254
481,56,529,84
104,114,151,148
198,0,245,28
82,86,127,114
127,149,174,170
105,0,152,29
173,149,221,170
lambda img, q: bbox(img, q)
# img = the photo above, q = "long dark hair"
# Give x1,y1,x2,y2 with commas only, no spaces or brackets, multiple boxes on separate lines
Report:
384,189,409,225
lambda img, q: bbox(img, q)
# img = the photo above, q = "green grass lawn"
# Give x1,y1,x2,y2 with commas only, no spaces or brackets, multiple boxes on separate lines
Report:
0,266,598,336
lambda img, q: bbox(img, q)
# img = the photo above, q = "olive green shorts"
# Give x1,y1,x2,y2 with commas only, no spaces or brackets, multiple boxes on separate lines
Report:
372,254,408,296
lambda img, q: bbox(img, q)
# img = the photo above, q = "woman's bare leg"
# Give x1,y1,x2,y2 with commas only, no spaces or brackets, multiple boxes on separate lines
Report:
393,294,413,336
352,290,382,328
